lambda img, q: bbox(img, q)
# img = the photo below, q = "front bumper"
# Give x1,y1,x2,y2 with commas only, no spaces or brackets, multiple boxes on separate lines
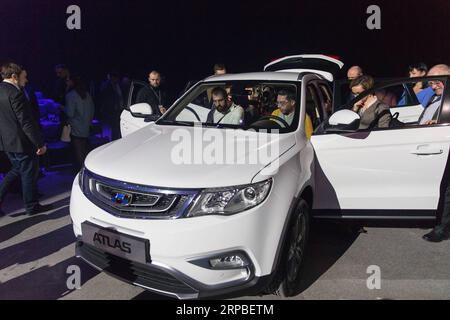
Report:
70,171,295,299
76,240,199,299
76,240,272,299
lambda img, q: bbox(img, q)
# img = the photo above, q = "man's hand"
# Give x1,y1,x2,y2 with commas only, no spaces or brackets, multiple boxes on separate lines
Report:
36,145,47,156
424,119,437,125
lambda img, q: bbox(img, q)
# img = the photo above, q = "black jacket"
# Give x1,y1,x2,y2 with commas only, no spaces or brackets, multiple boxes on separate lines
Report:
0,82,44,153
99,80,125,120
135,85,168,116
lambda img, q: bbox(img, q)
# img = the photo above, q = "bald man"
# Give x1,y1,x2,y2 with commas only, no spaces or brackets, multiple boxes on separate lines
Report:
422,64,450,242
418,64,450,125
342,66,365,106
135,70,168,115
347,66,363,81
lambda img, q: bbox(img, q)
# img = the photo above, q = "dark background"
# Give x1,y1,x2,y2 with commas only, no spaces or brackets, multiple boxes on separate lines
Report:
0,0,448,97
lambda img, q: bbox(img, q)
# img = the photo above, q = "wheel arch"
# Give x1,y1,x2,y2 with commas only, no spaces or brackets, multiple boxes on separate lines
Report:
263,184,313,293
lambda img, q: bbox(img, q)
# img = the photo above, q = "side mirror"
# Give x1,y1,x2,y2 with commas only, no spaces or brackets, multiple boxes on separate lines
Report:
130,103,153,117
144,114,161,123
325,109,360,132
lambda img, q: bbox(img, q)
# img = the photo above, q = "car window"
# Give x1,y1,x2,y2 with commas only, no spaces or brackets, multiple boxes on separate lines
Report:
160,81,300,133
318,83,333,118
126,80,151,109
305,84,323,130
328,77,450,130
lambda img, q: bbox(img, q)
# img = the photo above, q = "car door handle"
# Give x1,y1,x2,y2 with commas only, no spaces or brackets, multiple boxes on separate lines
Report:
410,145,444,155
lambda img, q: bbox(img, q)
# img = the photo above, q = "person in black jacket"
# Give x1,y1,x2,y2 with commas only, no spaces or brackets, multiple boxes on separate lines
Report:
0,63,50,216
52,64,70,106
99,71,124,141
135,70,168,116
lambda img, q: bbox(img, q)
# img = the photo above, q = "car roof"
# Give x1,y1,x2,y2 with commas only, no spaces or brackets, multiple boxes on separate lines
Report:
203,71,313,82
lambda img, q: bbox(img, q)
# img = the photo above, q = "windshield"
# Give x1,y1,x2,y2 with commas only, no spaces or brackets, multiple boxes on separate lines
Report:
158,80,300,133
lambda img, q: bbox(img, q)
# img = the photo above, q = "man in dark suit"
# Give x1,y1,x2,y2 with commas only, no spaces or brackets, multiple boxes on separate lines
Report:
99,71,124,141
0,63,49,216
52,64,70,105
421,64,450,242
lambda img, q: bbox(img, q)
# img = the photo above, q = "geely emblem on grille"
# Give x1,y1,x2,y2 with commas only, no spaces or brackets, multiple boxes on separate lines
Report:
111,191,133,206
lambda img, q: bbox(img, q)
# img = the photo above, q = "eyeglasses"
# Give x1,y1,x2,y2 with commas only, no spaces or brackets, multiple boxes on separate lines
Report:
428,81,443,87
277,100,290,107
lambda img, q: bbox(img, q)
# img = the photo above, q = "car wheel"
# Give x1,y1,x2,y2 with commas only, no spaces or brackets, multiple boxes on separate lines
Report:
275,198,310,297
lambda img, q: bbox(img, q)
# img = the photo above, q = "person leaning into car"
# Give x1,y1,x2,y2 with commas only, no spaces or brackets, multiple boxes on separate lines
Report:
421,64,450,242
350,75,391,130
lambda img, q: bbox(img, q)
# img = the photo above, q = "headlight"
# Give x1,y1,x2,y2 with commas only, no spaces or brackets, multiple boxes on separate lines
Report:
78,166,85,190
187,179,272,217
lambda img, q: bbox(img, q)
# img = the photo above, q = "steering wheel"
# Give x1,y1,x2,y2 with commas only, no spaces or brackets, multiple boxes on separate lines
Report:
184,106,201,122
251,115,290,129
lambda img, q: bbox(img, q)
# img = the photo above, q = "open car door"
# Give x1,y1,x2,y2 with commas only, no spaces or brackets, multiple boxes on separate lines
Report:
332,77,426,123
120,80,158,137
264,54,344,81
311,76,450,222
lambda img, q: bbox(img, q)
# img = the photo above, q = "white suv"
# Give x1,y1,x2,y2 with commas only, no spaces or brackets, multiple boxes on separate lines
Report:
70,55,449,299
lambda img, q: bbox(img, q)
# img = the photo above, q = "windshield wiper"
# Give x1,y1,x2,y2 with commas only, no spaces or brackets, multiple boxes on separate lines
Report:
201,122,243,129
157,119,195,127
158,119,243,129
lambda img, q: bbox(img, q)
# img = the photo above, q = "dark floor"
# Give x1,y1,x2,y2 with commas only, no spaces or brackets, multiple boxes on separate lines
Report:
0,166,449,300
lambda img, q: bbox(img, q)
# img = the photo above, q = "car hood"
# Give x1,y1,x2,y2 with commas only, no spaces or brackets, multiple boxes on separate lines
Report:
85,124,296,188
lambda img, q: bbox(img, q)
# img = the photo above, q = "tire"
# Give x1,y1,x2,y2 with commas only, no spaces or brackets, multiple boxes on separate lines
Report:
273,198,311,297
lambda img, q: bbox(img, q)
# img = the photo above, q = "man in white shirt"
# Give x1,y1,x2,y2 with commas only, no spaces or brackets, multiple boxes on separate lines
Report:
419,64,449,125
209,87,244,125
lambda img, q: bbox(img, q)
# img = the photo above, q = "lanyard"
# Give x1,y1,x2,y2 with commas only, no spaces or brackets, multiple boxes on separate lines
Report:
150,86,162,105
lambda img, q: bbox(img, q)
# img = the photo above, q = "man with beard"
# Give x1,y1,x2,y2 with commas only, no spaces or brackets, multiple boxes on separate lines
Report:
0,63,50,216
272,89,312,138
207,87,243,125
135,70,168,116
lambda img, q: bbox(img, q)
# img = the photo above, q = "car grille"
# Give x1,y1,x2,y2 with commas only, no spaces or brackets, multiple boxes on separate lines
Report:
77,241,199,297
81,169,199,219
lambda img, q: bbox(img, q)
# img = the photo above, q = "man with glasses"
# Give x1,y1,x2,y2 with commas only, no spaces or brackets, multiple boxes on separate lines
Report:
272,89,296,126
271,89,313,137
418,64,449,125
422,64,450,242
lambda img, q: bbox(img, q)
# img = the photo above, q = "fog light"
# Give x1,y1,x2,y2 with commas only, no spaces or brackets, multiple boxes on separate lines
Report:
209,253,249,269
189,251,253,271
